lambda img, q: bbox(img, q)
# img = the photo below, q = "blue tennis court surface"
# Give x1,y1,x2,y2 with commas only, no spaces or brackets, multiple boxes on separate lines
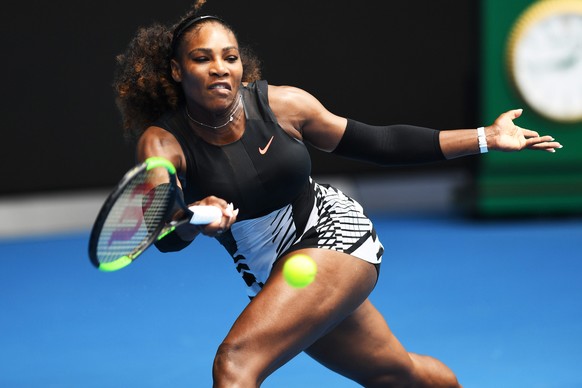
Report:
1,215,581,387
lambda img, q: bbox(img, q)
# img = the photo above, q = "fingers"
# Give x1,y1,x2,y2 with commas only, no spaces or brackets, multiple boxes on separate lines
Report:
498,108,523,123
527,137,563,153
217,202,239,233
515,123,562,153
194,196,239,237
519,127,540,138
511,108,523,120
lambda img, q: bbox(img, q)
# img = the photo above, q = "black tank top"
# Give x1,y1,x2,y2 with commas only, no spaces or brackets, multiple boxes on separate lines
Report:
154,80,312,221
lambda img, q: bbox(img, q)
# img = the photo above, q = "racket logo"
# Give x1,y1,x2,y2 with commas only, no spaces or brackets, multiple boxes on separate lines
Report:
107,183,155,247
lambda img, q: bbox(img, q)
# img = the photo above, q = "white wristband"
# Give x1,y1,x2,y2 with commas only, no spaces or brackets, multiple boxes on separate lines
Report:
477,127,488,153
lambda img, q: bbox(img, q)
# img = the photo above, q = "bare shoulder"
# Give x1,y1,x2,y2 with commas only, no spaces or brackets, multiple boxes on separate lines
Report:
266,84,328,135
267,84,319,113
138,126,180,152
266,84,347,151
267,84,307,99
137,126,185,171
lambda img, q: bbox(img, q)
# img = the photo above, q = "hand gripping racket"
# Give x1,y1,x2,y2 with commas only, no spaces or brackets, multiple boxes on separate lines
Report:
88,156,221,272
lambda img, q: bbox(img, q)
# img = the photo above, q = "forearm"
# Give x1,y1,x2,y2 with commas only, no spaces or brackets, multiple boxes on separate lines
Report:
152,188,201,252
439,127,488,159
154,229,195,252
332,119,445,165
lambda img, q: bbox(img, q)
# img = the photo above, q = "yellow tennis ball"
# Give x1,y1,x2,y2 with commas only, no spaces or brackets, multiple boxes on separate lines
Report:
283,254,317,288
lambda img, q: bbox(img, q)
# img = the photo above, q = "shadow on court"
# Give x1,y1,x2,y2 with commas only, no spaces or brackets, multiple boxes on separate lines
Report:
1,215,581,387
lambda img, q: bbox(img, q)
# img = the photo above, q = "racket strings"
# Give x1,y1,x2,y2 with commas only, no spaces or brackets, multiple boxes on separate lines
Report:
96,168,173,263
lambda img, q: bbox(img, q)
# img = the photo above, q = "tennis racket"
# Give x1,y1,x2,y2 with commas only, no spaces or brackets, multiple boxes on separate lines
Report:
88,156,222,272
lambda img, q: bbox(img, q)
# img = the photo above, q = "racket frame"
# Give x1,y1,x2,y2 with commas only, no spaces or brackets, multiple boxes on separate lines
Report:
88,157,178,272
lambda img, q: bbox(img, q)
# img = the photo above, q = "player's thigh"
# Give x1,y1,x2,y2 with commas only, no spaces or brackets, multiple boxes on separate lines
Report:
305,299,416,386
215,248,378,379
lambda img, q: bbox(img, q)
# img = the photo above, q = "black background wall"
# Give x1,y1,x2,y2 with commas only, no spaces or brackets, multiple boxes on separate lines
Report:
1,0,478,195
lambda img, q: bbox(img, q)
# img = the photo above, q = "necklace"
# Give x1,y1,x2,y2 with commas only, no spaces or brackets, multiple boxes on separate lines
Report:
185,94,242,130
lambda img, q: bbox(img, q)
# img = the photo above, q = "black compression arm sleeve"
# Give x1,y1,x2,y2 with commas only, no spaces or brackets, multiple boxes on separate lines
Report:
332,119,445,165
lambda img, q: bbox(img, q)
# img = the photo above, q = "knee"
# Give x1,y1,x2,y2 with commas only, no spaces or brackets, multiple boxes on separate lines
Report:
212,341,258,387
212,342,241,385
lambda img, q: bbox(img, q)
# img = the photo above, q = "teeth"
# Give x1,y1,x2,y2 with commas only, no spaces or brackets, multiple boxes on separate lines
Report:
210,85,227,89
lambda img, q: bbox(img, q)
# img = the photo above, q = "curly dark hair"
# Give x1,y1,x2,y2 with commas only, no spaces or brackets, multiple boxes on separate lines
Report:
113,1,261,139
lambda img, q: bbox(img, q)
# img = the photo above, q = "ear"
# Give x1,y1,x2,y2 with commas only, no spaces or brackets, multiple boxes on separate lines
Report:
170,59,182,82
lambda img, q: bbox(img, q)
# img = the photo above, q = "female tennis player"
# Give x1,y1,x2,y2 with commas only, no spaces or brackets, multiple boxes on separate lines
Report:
113,1,561,386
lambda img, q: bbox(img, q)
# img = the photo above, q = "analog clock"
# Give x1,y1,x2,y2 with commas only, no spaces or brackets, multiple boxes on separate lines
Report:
507,0,582,122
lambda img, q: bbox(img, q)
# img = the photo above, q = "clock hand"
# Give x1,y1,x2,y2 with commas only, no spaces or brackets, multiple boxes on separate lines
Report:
528,46,580,72
554,41,582,70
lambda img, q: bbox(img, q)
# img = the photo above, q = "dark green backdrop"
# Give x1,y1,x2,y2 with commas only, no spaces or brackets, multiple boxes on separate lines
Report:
477,0,582,216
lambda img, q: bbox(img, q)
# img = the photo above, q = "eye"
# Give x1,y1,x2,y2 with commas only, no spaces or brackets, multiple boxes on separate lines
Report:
193,55,210,63
226,55,239,63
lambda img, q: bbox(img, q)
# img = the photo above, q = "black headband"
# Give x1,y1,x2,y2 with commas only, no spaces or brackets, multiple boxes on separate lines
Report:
171,15,225,56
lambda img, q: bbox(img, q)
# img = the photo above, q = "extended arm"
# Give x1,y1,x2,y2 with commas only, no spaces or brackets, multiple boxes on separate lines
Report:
267,85,562,164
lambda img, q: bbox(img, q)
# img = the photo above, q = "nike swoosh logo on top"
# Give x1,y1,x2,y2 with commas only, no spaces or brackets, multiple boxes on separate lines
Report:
259,136,274,155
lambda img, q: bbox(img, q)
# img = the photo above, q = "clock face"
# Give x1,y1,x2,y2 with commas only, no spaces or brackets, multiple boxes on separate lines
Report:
508,1,582,122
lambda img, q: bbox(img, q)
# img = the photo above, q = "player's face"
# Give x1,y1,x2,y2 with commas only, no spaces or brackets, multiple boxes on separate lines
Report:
171,22,243,115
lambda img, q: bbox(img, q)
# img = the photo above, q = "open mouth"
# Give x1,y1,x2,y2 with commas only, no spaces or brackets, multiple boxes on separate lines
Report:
209,83,231,90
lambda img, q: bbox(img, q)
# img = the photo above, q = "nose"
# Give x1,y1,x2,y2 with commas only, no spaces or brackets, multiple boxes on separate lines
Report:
210,58,229,77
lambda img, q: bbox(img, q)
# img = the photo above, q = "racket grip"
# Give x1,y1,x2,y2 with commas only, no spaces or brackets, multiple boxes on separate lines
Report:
188,205,222,225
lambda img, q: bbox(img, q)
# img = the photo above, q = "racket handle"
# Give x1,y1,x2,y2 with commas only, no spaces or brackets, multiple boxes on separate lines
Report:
188,205,222,225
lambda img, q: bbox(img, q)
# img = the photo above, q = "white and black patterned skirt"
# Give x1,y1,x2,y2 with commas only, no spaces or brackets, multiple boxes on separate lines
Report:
219,180,384,298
